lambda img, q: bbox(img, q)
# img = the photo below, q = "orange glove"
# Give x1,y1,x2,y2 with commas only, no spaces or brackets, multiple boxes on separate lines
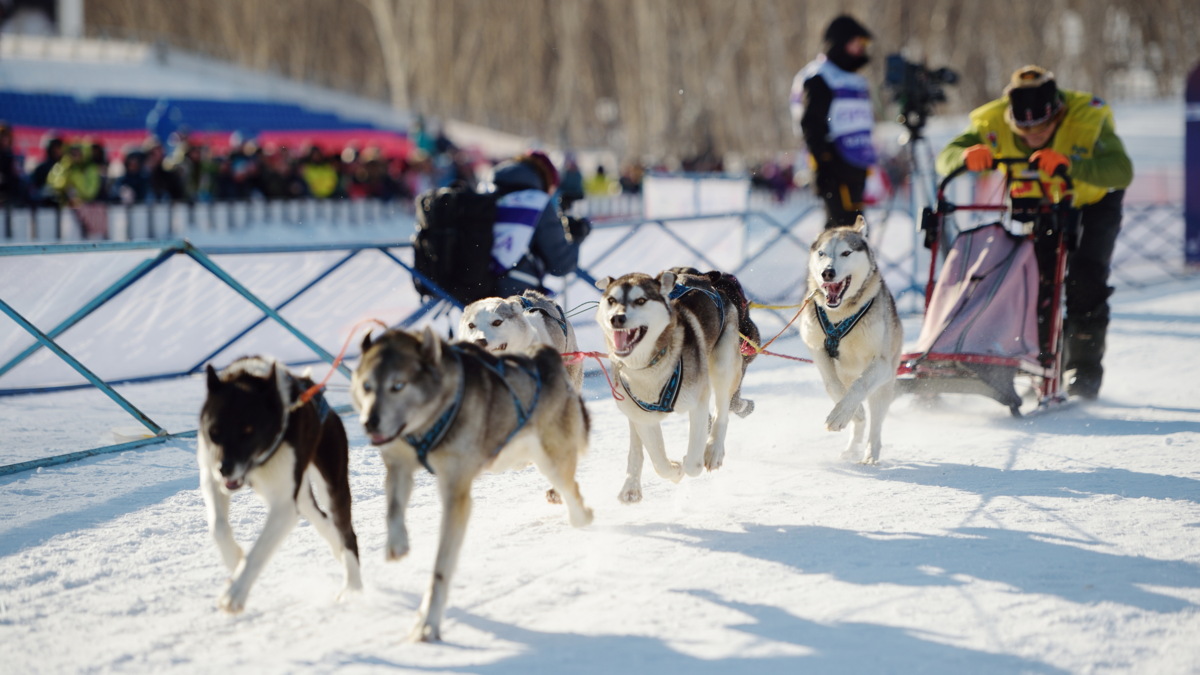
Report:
963,145,994,172
1030,148,1070,176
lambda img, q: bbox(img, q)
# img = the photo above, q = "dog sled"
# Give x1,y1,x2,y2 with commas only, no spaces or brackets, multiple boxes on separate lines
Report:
896,159,1080,416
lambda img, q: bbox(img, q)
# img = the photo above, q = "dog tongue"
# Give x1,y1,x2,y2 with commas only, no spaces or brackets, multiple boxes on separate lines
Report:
823,279,847,305
613,329,635,353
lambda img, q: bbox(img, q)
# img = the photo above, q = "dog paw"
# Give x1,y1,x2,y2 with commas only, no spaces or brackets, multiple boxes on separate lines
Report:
570,507,595,528
704,445,725,471
858,455,879,466
385,537,410,561
336,583,363,604
683,457,704,477
545,488,562,504
409,620,441,643
826,403,856,431
618,481,643,504
218,587,247,614
730,398,755,418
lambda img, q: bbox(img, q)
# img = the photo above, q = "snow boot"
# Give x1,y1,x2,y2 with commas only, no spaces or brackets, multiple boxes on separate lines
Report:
1064,317,1107,400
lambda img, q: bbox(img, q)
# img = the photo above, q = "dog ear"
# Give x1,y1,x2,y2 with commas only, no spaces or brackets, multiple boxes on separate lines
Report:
420,325,442,363
206,364,221,392
658,270,676,294
270,360,294,406
852,215,867,233
594,276,613,291
360,330,374,354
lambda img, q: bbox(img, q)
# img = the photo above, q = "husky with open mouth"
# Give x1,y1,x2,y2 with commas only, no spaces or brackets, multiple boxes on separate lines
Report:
799,216,903,464
198,357,361,613
595,268,756,503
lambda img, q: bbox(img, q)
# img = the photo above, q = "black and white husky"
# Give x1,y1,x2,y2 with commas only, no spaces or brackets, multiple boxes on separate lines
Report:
595,268,758,503
799,217,903,464
198,356,361,613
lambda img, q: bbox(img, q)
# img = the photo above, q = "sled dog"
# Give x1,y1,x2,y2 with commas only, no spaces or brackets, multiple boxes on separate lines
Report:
351,326,592,642
595,268,757,503
459,289,583,390
198,357,361,613
798,216,903,464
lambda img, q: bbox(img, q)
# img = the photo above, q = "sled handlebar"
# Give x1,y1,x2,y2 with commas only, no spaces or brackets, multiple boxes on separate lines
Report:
938,157,1073,205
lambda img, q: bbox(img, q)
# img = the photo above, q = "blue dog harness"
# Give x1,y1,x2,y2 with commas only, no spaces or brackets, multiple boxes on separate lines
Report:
668,283,726,336
404,345,542,474
620,354,684,414
518,295,569,338
814,298,875,359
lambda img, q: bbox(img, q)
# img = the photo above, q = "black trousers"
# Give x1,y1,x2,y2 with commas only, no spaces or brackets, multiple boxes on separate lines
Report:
1033,189,1124,358
814,164,867,229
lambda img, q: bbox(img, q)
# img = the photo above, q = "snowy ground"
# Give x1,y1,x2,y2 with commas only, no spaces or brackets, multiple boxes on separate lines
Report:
2,274,1199,674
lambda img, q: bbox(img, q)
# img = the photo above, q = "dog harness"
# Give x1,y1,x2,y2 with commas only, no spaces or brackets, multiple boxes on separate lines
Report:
620,357,684,414
518,295,569,338
404,345,542,474
669,283,726,337
814,298,875,359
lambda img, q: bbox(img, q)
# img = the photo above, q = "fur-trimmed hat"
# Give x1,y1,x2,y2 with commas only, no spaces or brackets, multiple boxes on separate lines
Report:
1004,65,1064,129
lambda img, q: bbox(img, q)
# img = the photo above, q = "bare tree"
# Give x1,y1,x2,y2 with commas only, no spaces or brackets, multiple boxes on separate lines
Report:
86,0,1200,164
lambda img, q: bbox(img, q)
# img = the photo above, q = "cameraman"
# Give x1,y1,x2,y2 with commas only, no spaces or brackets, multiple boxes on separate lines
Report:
790,15,876,229
936,66,1133,400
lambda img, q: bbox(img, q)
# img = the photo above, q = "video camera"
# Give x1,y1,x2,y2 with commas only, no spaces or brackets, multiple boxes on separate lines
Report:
884,54,959,135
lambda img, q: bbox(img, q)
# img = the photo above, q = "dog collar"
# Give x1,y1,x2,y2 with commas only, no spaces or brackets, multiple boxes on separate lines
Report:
815,298,875,359
404,348,466,474
518,295,569,338
620,357,683,414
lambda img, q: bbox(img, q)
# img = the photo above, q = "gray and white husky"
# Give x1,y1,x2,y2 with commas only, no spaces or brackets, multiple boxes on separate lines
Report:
799,216,903,464
351,326,593,642
458,289,583,390
198,357,361,613
595,268,757,503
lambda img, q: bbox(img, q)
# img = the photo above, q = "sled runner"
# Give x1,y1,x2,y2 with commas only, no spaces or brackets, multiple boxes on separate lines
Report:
896,159,1080,416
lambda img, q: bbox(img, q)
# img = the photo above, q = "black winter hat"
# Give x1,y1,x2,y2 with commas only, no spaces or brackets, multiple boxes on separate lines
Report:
823,15,872,46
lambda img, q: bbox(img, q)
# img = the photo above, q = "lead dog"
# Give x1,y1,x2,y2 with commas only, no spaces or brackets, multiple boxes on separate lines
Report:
351,326,592,642
458,289,583,390
798,216,903,464
198,357,361,613
595,269,756,503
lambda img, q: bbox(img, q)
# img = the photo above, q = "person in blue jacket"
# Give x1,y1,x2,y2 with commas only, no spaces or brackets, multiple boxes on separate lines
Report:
490,151,590,296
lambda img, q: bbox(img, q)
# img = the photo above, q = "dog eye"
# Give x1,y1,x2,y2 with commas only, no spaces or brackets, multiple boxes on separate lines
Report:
242,425,254,437
606,297,616,305
467,323,476,330
390,381,406,392
817,250,827,257
840,250,852,257
491,319,503,327
634,298,647,306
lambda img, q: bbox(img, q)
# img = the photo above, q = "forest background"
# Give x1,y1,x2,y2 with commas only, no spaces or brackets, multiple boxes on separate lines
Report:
80,1,1200,166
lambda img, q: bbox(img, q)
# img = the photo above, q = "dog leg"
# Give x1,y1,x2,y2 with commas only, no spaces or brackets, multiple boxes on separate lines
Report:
219,497,298,613
533,447,593,527
634,420,684,484
383,451,418,561
863,381,896,464
684,403,710,477
411,474,473,643
199,465,243,573
704,343,740,471
619,420,647,503
297,471,362,601
829,357,894,435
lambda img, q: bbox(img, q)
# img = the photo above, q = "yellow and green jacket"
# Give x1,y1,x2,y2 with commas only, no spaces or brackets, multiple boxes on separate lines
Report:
47,152,103,204
936,90,1133,206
